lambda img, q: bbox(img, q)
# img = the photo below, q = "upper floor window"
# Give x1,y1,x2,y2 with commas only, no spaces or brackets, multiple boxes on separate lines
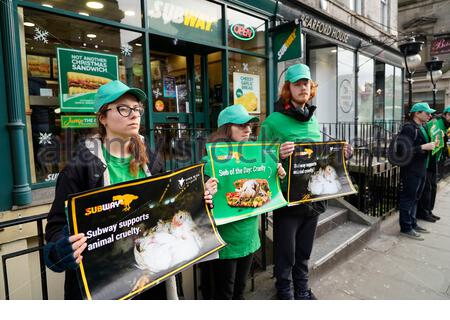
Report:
350,0,364,15
381,0,390,31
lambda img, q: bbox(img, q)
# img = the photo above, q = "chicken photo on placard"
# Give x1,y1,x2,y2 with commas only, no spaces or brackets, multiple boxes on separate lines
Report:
133,210,203,276
308,165,342,196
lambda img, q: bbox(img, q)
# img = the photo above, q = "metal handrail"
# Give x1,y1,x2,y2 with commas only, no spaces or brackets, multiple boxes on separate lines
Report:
0,213,48,300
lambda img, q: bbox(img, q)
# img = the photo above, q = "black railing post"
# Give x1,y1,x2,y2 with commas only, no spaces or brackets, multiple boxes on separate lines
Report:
37,219,48,300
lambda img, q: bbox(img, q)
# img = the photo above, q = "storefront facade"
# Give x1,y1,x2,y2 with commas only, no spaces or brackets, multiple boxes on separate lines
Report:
276,1,404,127
0,2,404,212
0,0,277,211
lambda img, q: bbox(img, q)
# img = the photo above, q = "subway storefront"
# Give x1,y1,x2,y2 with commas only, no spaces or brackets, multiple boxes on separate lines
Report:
0,0,276,211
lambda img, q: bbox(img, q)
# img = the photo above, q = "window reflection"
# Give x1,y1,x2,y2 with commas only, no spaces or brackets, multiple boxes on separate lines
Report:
22,7,144,184
26,0,142,27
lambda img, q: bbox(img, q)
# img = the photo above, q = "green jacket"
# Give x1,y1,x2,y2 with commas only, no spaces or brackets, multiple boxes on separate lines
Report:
258,103,321,191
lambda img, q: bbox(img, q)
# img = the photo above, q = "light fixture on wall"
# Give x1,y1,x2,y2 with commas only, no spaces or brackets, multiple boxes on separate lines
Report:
398,37,423,110
425,56,444,110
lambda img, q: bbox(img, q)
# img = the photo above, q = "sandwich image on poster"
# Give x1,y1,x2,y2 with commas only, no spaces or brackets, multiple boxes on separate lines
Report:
57,48,118,113
225,179,271,208
206,142,287,225
67,163,225,300
287,141,357,205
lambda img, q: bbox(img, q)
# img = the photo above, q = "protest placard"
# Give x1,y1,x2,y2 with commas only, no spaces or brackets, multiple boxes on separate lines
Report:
67,163,225,300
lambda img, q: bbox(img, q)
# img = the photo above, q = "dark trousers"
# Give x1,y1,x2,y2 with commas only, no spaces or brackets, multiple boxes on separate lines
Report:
417,169,437,218
273,205,319,299
212,254,253,300
399,172,426,232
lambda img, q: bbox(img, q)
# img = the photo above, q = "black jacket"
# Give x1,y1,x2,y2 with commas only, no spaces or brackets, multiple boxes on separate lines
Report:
45,137,164,299
399,121,429,177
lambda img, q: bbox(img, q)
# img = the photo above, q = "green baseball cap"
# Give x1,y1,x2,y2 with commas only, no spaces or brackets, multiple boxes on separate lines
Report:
410,102,436,114
285,63,312,83
443,106,450,114
218,104,259,127
94,80,147,112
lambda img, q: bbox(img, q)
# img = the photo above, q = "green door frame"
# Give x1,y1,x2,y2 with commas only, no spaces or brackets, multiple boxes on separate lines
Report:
0,19,15,210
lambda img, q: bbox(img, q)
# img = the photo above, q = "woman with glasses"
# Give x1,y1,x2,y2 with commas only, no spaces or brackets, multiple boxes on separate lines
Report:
44,80,214,300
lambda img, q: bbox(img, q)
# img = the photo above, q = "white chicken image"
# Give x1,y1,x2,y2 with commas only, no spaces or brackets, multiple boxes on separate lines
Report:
134,210,203,275
308,165,342,195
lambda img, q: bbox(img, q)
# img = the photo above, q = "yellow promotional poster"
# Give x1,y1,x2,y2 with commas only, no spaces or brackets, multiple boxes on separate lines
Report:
233,72,260,114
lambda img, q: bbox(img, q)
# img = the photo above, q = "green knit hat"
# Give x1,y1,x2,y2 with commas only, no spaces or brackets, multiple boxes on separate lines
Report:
410,102,436,114
285,63,312,83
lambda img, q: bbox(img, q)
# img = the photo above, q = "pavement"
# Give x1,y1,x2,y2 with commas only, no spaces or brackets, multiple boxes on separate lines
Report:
246,176,450,300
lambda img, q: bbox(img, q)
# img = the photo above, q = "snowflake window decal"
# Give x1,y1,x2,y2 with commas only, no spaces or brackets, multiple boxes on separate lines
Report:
38,132,53,145
34,27,49,44
121,44,133,56
153,88,162,99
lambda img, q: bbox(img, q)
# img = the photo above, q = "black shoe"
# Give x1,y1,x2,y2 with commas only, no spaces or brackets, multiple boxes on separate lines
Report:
276,289,294,300
418,215,437,223
430,213,441,220
414,225,430,233
295,289,317,300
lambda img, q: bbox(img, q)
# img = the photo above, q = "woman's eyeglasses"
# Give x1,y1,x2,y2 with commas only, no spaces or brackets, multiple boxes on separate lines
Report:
105,104,145,117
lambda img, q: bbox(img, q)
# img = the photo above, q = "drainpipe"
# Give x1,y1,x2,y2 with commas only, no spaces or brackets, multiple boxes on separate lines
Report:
0,0,32,206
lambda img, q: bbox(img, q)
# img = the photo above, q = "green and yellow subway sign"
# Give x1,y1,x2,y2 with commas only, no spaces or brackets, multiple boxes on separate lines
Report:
61,115,98,129
147,0,223,45
273,21,302,62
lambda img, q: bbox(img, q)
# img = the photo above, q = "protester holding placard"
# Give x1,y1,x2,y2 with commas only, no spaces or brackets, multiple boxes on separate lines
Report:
259,63,352,300
397,102,439,240
417,105,450,223
202,104,286,300
43,80,215,300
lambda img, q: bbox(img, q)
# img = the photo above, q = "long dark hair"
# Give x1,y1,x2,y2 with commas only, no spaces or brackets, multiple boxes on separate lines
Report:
207,124,234,143
96,104,149,177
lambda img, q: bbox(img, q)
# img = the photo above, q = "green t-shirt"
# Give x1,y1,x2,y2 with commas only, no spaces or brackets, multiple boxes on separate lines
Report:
258,112,322,191
202,154,261,259
102,144,146,185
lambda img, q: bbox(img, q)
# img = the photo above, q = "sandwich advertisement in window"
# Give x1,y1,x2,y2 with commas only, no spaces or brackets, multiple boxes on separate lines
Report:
57,48,118,112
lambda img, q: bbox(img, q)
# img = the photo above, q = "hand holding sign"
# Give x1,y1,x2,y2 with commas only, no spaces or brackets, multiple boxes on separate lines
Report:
280,141,295,159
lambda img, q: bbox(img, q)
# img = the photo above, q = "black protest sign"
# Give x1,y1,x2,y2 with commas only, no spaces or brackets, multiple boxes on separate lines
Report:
287,141,357,205
67,163,225,300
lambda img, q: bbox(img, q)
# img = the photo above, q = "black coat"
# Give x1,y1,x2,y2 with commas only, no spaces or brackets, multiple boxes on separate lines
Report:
398,121,430,177
45,138,164,299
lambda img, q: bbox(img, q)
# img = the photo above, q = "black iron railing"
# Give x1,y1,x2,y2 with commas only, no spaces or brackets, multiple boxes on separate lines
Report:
320,121,403,217
0,213,48,300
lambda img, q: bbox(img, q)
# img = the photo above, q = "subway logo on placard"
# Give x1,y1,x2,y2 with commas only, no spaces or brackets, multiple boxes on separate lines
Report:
148,0,219,32
85,194,139,216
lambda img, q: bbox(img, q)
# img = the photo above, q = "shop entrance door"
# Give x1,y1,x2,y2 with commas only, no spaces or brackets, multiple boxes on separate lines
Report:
150,38,217,170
